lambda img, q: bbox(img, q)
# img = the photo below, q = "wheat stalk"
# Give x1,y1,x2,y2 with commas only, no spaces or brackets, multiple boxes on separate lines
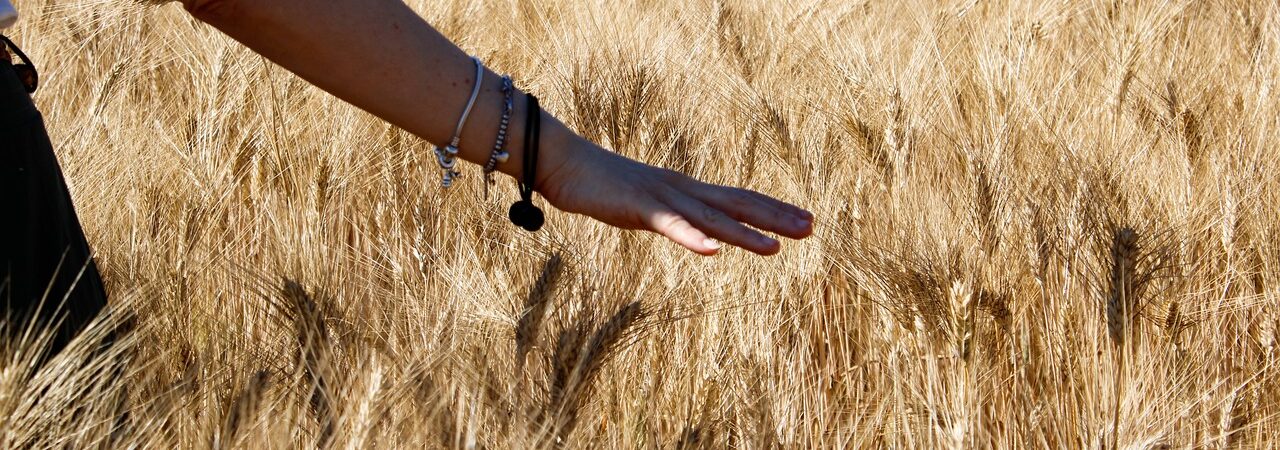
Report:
281,279,336,449
545,301,644,445
1106,227,1139,450
215,369,270,449
516,253,563,376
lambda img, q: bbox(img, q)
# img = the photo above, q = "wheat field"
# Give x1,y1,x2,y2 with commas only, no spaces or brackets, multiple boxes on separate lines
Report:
3,0,1280,448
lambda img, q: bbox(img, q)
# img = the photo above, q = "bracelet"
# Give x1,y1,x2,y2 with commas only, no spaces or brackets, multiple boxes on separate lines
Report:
509,94,544,232
434,56,484,188
482,75,514,198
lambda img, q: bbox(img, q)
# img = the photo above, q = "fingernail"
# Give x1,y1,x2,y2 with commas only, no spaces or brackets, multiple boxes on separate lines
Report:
793,217,811,229
704,238,722,250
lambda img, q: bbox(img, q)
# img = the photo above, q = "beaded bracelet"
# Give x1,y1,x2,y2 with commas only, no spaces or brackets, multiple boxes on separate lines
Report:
482,75,514,198
434,56,484,188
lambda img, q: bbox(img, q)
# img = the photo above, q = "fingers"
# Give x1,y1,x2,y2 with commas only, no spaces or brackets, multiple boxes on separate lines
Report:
692,185,813,240
744,189,814,222
642,200,725,256
631,169,814,256
662,192,782,256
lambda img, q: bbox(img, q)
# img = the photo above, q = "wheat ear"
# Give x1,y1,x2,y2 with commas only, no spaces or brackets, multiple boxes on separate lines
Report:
1106,228,1138,450
547,301,644,445
215,370,270,449
516,253,563,375
282,279,336,449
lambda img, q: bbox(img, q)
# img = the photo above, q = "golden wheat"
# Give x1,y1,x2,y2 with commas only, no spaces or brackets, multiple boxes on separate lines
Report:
1,0,1279,448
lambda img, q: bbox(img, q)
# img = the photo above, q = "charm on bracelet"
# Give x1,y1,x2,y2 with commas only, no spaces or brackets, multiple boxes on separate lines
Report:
435,143,462,187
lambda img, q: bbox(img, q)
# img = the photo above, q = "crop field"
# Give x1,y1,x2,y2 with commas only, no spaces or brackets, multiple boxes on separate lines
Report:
3,0,1280,448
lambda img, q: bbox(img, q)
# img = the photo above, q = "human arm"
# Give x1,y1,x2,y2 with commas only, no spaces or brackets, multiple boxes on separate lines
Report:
181,0,813,255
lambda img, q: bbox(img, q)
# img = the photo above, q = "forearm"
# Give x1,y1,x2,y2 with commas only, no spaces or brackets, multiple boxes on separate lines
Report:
184,0,578,187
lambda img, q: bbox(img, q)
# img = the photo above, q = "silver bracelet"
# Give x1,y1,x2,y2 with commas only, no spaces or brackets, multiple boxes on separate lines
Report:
434,56,484,188
482,76,514,198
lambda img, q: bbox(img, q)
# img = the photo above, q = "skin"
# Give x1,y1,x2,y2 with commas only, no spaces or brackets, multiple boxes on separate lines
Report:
180,0,813,256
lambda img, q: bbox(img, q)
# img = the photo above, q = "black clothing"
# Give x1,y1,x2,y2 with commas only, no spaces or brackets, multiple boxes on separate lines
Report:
1,41,107,356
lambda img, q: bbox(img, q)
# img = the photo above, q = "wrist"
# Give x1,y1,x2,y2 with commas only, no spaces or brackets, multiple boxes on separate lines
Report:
533,115,591,197
490,94,591,200
451,83,594,203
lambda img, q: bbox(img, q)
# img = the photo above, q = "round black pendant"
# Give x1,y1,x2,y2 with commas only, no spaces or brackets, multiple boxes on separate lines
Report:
508,200,544,232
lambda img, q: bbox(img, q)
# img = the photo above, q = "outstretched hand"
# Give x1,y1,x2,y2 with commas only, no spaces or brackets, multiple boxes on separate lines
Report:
180,0,811,256
536,136,813,256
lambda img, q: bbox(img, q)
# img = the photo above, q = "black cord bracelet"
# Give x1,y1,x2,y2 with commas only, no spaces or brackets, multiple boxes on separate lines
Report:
509,94,544,232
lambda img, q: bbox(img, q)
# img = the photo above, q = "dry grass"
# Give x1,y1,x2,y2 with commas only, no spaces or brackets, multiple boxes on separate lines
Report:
4,0,1280,447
